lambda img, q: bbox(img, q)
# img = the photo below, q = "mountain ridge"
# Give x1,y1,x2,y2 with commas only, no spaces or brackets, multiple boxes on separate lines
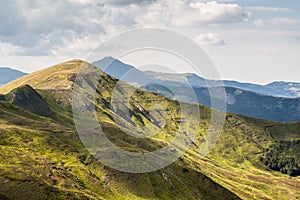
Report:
0,59,299,199
91,57,300,122
0,60,243,200
92,57,300,98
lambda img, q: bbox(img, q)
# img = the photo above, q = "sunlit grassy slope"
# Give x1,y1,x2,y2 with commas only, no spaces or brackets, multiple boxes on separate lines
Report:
0,60,80,94
0,60,299,200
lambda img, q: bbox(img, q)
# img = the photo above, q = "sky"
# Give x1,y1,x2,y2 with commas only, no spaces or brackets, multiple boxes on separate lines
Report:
0,0,300,84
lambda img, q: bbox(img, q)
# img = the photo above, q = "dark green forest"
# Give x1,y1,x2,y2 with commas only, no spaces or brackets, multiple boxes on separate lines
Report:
261,140,300,176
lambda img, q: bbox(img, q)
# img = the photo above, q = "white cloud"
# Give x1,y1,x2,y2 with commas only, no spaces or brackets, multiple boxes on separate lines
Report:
248,6,295,13
186,1,250,25
195,33,225,45
138,0,250,27
0,0,250,56
254,17,299,27
0,0,107,55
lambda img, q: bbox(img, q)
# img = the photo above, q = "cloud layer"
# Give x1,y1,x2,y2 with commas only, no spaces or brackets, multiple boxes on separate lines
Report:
0,0,251,56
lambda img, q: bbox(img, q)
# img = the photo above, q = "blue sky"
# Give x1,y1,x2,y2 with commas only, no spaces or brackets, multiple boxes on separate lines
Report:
0,0,299,84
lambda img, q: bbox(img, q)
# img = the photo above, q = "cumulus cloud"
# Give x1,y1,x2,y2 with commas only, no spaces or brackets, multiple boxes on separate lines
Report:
0,0,250,56
180,1,250,25
254,17,299,27
0,0,106,55
138,0,250,27
195,33,225,45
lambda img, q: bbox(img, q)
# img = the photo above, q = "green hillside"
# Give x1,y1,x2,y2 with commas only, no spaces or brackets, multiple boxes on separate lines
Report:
0,60,299,200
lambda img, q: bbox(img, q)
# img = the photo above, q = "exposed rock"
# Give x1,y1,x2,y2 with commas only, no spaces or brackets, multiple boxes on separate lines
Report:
6,85,53,117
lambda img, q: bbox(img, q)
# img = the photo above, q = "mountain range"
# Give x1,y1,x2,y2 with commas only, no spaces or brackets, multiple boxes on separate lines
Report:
92,57,300,122
92,56,300,98
0,60,299,199
0,67,26,86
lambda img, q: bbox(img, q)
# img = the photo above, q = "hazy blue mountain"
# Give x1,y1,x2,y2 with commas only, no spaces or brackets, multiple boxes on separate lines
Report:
143,84,300,122
93,57,300,98
92,56,151,85
221,80,300,98
91,57,300,122
0,67,27,85
146,71,300,98
265,81,300,98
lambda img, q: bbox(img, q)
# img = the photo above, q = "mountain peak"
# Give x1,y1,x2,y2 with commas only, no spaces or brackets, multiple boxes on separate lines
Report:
92,57,146,82
0,59,93,94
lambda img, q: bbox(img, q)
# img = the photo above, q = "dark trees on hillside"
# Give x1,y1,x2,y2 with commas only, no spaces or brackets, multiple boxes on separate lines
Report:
261,140,300,176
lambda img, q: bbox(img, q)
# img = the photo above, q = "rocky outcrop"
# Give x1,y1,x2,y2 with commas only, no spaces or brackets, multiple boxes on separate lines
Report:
6,85,53,117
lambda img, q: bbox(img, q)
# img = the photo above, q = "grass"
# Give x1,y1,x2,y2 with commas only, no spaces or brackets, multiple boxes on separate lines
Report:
0,59,299,199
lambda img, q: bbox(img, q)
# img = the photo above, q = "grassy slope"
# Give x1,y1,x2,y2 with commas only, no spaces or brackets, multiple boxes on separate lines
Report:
0,100,243,200
0,61,240,200
0,60,299,200
0,60,80,94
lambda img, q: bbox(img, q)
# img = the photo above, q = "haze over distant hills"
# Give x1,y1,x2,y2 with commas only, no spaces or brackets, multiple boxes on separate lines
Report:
0,67,27,86
92,57,300,122
93,57,300,98
148,71,300,99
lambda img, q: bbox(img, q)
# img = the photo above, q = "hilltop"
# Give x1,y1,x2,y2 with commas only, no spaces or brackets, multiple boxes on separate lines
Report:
0,60,299,200
0,60,81,94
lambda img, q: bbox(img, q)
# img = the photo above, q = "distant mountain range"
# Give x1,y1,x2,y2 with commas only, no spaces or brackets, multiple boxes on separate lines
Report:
93,57,300,98
0,67,26,85
92,57,300,122
145,71,300,99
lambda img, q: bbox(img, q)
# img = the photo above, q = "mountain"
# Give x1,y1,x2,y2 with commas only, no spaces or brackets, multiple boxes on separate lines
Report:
92,57,300,98
90,58,300,122
92,56,149,85
0,60,241,200
0,67,27,86
143,84,300,122
0,60,299,200
215,79,300,99
145,71,300,98
265,81,300,97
